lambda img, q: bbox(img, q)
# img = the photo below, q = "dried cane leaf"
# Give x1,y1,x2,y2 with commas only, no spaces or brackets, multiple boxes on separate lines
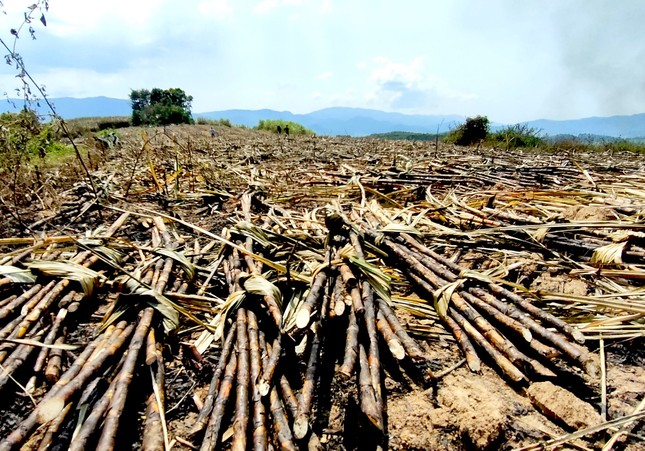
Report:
119,277,212,334
0,265,36,283
591,242,626,265
0,337,79,350
156,248,196,280
433,280,463,320
243,273,282,308
233,221,274,249
215,291,246,344
27,261,102,296
529,227,549,243
380,223,423,235
338,244,392,303
90,245,124,265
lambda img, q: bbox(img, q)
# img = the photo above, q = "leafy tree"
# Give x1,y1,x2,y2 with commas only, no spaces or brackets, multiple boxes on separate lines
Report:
446,115,490,146
129,88,194,126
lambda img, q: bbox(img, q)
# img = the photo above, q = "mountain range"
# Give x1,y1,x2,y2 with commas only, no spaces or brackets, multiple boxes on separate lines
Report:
2,96,644,139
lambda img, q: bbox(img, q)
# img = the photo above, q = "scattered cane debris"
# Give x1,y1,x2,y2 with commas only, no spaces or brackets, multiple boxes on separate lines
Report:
0,125,643,449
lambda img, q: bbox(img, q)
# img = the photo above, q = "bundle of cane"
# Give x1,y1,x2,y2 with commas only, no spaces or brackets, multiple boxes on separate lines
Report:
0,213,131,395
191,192,297,450
286,216,430,446
350,214,597,383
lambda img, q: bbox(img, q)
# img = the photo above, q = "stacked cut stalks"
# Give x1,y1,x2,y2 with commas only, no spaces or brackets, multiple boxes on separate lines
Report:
353,219,598,383
0,213,180,451
285,225,430,446
189,195,431,450
28,181,101,231
0,213,130,399
189,216,292,451
413,188,645,265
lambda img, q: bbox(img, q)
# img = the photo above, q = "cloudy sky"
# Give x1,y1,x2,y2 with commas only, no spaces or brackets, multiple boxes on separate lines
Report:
1,0,643,123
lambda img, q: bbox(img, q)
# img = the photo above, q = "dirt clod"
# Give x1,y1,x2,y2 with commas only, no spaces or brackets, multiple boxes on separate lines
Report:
526,381,602,430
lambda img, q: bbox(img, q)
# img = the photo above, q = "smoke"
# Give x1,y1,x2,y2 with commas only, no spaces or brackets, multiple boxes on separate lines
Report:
549,0,645,116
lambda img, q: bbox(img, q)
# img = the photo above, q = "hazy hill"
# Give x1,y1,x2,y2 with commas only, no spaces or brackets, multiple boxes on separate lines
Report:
2,97,644,138
199,107,463,136
524,114,645,138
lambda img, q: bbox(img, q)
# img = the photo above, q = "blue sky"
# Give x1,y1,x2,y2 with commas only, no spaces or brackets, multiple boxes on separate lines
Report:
1,0,644,123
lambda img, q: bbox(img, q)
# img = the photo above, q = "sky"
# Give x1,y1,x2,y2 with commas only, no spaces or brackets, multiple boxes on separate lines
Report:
1,0,644,123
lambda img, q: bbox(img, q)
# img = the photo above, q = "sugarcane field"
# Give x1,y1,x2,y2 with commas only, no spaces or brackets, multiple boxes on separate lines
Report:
0,123,644,451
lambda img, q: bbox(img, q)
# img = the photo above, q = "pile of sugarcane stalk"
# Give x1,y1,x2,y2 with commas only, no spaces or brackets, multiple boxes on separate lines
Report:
28,181,103,231
362,226,596,383
186,194,431,449
189,195,292,450
0,212,198,450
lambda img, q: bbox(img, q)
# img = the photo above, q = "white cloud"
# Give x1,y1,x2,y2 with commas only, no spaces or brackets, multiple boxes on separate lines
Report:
254,0,302,14
43,0,164,39
365,55,475,112
321,0,333,14
197,0,234,18
33,68,130,99
316,71,333,80
369,55,426,86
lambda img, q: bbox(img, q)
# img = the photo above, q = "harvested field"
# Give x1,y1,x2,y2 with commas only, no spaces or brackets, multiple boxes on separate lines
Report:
0,124,643,450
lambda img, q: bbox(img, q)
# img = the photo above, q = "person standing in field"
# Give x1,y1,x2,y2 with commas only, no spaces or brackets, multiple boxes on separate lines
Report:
210,127,216,138
277,125,282,135
284,125,289,136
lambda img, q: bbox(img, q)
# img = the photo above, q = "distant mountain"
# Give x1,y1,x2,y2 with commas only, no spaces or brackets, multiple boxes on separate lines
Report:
199,107,464,136
1,96,131,118
2,97,644,138
524,114,645,139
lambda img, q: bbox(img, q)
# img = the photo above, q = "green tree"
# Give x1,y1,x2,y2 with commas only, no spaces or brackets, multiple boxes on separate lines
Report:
129,88,194,126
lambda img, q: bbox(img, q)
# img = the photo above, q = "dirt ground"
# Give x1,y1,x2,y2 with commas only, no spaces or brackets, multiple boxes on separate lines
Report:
0,124,643,450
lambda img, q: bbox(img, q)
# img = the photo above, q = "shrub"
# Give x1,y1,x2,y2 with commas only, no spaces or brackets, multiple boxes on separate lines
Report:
445,115,489,146
256,119,314,135
97,118,130,130
488,123,544,149
65,116,131,137
0,110,74,171
1,110,46,160
601,139,645,154
196,117,233,127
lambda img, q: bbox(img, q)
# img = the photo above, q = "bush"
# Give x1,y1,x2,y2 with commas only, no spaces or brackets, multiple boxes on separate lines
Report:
488,123,544,149
0,110,74,170
65,116,131,137
1,110,46,159
600,139,645,154
196,117,233,127
97,118,130,130
445,115,489,146
256,119,314,135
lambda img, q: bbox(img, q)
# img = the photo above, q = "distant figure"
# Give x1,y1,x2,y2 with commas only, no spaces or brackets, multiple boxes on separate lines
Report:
276,125,282,135
210,127,216,138
109,132,119,147
284,125,289,136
